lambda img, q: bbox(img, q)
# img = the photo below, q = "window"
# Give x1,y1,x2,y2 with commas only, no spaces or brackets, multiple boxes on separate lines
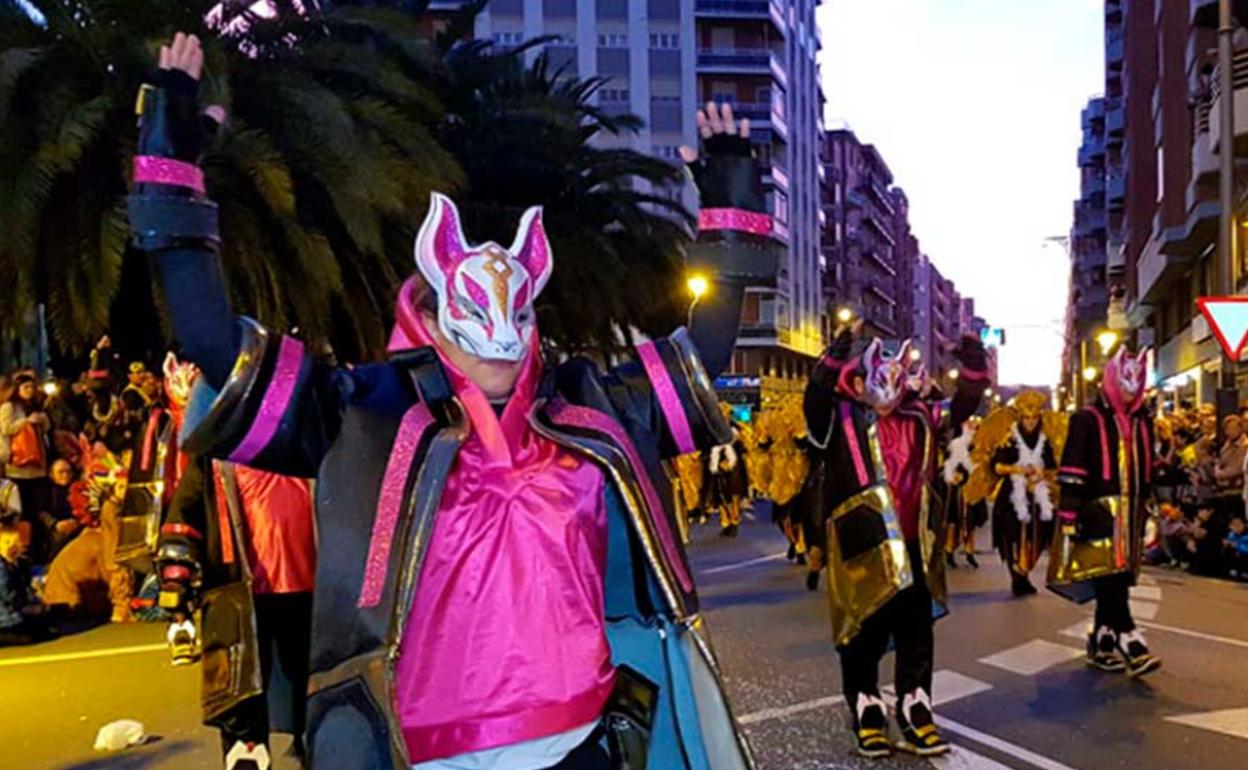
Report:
600,88,630,103
651,94,681,103
492,31,523,45
655,145,682,160
710,27,735,50
598,33,628,47
1156,145,1165,204
649,33,679,49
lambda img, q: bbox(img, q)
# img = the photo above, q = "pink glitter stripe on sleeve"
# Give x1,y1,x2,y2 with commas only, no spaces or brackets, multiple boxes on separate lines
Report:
358,403,436,608
635,341,697,455
1059,466,1088,476
697,207,773,236
133,156,205,194
840,401,870,487
229,336,305,465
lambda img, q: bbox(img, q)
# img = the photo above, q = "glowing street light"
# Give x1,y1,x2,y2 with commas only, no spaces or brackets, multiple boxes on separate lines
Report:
836,307,855,324
686,274,709,300
908,348,922,362
1082,366,1098,382
42,381,59,397
947,368,959,381
984,387,994,397
1096,330,1120,355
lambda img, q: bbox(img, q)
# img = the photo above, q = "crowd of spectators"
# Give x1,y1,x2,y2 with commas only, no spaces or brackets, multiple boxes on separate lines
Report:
0,337,171,645
1148,403,1248,580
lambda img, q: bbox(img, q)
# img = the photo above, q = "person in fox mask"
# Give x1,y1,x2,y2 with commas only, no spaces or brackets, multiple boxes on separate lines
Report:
803,325,989,760
129,32,778,770
1050,346,1162,677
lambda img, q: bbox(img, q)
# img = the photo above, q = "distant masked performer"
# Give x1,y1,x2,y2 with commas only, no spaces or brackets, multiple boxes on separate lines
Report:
967,392,1063,596
129,34,774,770
1049,347,1160,677
940,419,983,569
804,329,989,759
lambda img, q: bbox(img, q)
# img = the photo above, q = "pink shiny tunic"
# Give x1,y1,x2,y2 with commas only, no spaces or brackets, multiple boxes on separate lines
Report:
390,294,616,764
877,411,925,540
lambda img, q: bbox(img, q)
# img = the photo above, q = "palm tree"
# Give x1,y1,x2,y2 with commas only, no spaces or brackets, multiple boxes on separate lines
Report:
435,38,694,355
0,0,461,364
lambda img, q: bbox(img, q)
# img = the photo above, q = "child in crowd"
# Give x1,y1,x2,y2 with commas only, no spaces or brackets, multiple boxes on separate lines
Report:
0,520,50,646
1224,517,1248,579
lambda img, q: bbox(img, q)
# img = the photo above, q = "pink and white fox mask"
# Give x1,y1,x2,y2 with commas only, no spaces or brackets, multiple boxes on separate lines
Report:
414,193,553,362
862,338,912,411
1102,346,1151,414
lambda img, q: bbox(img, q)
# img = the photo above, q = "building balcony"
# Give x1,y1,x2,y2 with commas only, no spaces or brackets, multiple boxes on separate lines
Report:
1077,141,1106,167
864,247,897,277
762,160,789,191
1073,205,1107,236
697,47,773,70
1137,199,1219,302
1191,123,1218,190
1106,171,1126,209
1106,26,1124,64
1209,49,1248,154
1082,174,1106,198
732,100,787,139
695,0,788,37
1106,99,1125,136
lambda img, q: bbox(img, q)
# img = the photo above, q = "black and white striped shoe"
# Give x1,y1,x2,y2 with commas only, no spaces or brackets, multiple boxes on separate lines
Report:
894,689,951,757
850,693,893,759
1087,626,1126,672
1118,630,1162,677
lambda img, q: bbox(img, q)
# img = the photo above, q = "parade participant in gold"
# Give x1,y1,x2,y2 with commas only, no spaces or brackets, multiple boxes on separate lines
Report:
966,392,1063,596
804,326,989,759
1050,347,1161,677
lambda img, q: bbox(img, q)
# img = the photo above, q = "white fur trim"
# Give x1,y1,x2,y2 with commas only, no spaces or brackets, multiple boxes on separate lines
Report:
856,693,888,722
943,432,974,484
710,443,737,472
1008,426,1052,523
901,688,932,724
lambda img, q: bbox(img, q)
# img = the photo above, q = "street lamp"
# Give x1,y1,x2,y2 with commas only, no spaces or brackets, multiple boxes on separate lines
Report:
686,273,709,326
984,387,993,398
1096,329,1120,355
1082,366,1098,383
947,368,960,381
908,348,922,363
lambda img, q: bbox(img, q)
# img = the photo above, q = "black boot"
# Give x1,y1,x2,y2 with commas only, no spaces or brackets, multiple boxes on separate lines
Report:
965,552,979,569
945,552,957,569
1011,573,1036,597
1117,630,1161,677
805,570,820,591
786,543,797,561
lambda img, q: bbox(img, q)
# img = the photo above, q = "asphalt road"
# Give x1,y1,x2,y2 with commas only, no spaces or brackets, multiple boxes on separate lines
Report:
3,514,1247,770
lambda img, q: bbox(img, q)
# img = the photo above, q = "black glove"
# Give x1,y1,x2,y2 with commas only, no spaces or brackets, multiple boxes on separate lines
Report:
686,134,765,213
952,334,989,374
136,69,218,164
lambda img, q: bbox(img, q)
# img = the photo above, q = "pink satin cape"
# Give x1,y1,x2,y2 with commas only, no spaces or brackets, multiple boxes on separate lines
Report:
388,277,616,764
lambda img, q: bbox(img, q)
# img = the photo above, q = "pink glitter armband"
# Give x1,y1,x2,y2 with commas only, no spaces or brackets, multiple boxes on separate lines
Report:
133,156,205,194
697,207,773,236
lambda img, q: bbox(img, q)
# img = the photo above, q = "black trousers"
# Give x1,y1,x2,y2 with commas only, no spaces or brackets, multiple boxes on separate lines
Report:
838,540,933,705
219,591,313,754
1092,572,1135,634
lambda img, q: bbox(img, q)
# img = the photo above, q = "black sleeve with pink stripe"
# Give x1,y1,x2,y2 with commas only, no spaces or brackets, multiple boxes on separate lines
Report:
625,329,733,459
180,318,345,478
1058,409,1095,513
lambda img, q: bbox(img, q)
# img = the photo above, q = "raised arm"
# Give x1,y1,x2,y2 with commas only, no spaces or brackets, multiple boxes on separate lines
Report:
803,324,857,449
127,33,237,388
948,335,992,430
681,103,783,379
127,34,341,477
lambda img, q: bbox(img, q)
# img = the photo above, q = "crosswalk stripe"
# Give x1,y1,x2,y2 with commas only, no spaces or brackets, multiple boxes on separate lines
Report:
1130,585,1162,601
1164,707,1248,740
978,639,1084,676
737,694,843,725
1127,599,1159,620
1138,620,1248,649
701,551,788,574
935,714,1082,770
930,744,1017,770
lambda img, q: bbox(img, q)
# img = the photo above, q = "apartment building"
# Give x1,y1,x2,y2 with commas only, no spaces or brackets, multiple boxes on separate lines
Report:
1062,97,1111,393
433,0,827,384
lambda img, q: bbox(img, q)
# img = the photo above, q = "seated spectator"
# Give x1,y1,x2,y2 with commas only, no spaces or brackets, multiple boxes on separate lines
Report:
0,523,51,646
1188,505,1229,576
36,459,82,564
1225,517,1248,580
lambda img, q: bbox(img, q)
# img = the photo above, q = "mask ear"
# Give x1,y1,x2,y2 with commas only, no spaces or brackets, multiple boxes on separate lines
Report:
415,192,469,296
1135,346,1153,369
509,205,553,300
162,352,178,381
864,338,885,371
